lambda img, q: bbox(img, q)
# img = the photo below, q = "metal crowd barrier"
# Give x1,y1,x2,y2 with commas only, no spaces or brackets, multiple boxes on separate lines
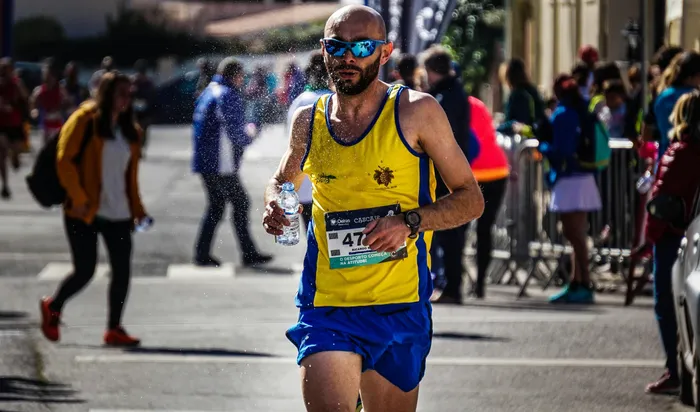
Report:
466,134,650,298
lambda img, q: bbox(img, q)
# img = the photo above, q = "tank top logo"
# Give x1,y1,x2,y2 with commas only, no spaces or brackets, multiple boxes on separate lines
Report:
313,173,337,184
372,164,396,189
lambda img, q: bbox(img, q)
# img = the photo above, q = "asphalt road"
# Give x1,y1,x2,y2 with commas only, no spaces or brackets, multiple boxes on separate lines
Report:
0,125,691,412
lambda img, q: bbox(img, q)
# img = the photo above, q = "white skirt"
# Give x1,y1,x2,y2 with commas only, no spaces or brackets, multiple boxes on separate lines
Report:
549,174,602,213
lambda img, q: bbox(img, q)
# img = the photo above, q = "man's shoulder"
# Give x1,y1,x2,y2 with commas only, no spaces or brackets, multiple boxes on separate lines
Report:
291,104,315,126
398,88,443,126
399,88,439,112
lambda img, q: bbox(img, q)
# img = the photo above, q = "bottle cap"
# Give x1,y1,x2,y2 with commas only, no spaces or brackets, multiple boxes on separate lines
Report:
281,182,295,191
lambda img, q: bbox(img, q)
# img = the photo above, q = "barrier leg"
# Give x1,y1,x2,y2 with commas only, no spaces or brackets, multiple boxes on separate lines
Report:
517,257,543,298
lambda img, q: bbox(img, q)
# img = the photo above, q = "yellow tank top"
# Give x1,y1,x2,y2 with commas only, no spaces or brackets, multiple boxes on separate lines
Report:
297,84,437,308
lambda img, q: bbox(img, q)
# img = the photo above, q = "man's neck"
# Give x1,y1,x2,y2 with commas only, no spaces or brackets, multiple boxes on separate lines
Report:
333,80,388,120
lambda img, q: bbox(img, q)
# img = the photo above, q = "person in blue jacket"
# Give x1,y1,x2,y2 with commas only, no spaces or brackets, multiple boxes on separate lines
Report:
654,51,700,161
191,57,272,268
538,74,601,304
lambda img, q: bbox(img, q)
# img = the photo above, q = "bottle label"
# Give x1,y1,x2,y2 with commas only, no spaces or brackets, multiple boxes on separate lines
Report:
324,204,407,269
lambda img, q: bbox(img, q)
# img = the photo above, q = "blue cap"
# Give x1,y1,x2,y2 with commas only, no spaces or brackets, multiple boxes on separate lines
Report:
281,182,295,191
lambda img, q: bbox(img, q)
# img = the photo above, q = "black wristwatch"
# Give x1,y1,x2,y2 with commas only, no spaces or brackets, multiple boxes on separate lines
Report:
403,210,422,239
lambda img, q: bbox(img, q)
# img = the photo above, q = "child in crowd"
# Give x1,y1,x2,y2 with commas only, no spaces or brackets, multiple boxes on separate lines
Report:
600,80,628,137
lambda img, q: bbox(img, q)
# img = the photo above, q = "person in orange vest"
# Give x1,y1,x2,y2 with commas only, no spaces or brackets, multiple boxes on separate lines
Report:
468,96,509,298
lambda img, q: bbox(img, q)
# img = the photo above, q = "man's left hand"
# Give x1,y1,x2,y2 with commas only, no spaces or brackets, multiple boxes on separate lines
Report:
362,215,410,253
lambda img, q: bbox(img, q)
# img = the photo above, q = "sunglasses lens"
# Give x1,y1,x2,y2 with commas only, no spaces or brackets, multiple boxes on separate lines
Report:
324,39,382,58
351,40,376,58
324,39,347,57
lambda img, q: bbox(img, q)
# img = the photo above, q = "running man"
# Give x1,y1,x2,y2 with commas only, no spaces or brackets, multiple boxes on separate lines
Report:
31,61,69,144
262,5,484,411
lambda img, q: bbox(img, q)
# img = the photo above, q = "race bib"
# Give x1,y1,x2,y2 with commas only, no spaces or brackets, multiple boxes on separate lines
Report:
325,204,408,269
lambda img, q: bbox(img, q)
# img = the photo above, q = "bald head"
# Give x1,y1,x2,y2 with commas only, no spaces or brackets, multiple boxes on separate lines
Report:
325,5,386,41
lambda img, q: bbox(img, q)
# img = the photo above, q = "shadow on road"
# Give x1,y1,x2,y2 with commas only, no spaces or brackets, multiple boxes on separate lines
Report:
591,300,654,310
432,332,510,342
0,376,83,404
0,312,27,320
460,301,604,313
245,266,295,275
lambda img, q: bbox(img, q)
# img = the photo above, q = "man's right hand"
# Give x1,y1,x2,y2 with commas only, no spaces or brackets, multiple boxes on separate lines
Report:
262,200,289,236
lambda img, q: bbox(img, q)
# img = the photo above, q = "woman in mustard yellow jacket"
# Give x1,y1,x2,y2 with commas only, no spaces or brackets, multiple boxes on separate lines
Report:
39,71,149,347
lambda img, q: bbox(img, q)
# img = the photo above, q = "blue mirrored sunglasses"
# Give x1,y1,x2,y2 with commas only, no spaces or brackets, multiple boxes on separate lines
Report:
321,38,387,58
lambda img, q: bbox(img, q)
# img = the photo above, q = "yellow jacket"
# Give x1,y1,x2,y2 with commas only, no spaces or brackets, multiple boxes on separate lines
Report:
56,101,146,224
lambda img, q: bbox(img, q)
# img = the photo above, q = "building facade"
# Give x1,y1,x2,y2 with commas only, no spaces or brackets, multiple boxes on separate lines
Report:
14,0,124,38
506,0,665,94
666,0,700,51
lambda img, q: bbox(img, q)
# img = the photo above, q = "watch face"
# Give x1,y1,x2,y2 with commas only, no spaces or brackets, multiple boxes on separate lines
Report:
407,212,421,225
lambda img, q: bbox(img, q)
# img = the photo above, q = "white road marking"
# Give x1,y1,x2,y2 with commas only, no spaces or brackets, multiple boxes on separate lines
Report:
58,314,598,330
427,358,664,368
3,277,245,286
0,330,25,337
75,354,295,365
38,263,109,280
90,410,225,412
75,354,664,368
0,252,71,260
433,315,599,323
166,263,235,279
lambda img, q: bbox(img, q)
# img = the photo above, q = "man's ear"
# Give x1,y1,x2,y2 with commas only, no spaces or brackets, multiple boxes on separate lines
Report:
380,42,394,65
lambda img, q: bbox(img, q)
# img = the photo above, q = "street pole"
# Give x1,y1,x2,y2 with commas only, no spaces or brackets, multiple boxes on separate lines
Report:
640,0,649,114
400,0,413,55
504,0,512,60
380,0,391,81
0,0,13,58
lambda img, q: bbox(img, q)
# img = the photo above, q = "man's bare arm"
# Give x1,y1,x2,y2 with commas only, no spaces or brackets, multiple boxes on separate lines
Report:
413,95,484,231
264,105,311,204
262,105,312,235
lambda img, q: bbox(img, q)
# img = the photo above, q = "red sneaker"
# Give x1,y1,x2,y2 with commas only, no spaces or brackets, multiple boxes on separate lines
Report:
39,297,61,342
645,371,680,394
104,327,141,347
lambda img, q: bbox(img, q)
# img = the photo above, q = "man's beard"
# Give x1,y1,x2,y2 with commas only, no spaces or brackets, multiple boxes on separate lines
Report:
328,56,381,96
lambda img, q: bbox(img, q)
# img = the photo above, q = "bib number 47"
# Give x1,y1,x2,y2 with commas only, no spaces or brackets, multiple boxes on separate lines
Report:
342,232,365,248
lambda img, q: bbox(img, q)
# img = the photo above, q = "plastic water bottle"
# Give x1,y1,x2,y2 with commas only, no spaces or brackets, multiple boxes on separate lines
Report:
636,170,655,194
134,216,154,233
276,182,300,246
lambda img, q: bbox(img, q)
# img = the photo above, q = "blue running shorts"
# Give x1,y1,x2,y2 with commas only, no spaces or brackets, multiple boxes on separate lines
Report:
285,302,432,392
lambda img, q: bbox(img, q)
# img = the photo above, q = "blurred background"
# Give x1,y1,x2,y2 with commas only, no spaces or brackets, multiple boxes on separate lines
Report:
0,0,692,126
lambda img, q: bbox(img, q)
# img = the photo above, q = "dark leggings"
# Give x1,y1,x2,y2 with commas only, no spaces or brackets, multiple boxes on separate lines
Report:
194,173,257,261
474,178,508,294
654,233,684,379
50,216,133,329
432,178,507,298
